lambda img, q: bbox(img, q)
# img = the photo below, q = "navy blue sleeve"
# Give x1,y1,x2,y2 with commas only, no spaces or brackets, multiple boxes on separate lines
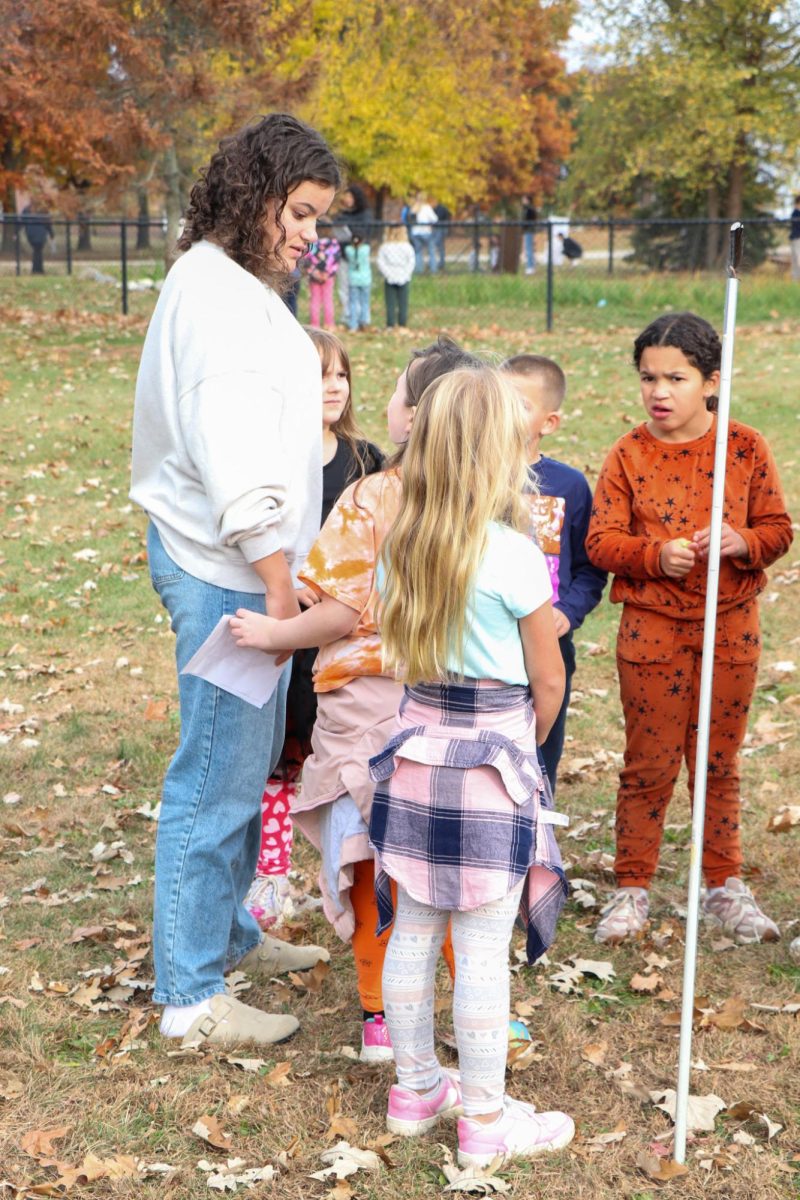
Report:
532,458,607,631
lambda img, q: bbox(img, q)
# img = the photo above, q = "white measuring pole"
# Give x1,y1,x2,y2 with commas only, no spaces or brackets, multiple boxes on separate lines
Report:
673,222,744,1164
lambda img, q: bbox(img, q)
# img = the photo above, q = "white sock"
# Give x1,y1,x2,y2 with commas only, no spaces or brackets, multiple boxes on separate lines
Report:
160,998,213,1037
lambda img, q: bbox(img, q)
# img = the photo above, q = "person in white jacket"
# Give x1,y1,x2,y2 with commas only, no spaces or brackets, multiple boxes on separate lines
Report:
377,225,416,327
410,193,439,274
130,114,340,1049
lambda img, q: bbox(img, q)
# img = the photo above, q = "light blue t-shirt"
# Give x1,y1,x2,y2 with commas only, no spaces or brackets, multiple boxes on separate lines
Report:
379,521,553,685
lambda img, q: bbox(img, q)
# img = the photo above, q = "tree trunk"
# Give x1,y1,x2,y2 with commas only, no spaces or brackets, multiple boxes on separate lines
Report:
374,185,387,221
77,212,92,251
1,182,16,253
136,187,151,250
725,153,745,222
162,141,183,272
705,183,720,271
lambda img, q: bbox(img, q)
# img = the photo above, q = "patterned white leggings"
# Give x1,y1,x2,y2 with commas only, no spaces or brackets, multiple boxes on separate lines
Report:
382,882,524,1116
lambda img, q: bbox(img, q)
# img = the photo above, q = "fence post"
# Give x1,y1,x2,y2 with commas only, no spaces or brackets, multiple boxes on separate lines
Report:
65,221,72,275
608,217,615,275
120,220,129,315
15,221,21,276
472,208,481,273
546,220,554,332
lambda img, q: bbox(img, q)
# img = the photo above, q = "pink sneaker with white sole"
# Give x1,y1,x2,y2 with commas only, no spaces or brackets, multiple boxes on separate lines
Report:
386,1068,463,1136
457,1098,575,1168
360,1015,394,1063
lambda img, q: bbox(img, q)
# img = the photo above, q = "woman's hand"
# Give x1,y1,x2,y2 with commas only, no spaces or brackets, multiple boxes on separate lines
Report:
659,538,696,579
692,523,749,561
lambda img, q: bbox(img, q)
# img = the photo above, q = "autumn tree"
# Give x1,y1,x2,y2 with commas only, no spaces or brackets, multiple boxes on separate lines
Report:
564,0,800,263
302,0,574,211
0,0,156,224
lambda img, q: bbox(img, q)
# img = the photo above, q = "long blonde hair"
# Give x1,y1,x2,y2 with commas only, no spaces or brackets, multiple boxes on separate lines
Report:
380,367,533,684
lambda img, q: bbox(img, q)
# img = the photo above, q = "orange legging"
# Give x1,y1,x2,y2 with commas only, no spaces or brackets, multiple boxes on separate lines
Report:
351,859,455,1013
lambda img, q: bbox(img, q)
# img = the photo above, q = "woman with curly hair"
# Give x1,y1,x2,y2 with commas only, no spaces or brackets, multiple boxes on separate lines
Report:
130,113,340,1050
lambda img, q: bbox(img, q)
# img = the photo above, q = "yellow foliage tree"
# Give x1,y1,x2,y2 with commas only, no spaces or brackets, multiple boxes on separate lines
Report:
302,0,574,210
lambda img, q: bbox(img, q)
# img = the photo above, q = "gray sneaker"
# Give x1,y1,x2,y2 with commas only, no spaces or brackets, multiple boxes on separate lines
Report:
702,877,780,944
594,887,649,945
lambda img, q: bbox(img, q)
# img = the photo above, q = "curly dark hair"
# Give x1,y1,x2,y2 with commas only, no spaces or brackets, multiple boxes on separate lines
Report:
633,312,722,411
178,113,341,290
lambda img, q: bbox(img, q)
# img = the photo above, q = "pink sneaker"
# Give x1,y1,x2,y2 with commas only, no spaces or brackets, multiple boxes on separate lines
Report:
457,1097,575,1168
386,1069,463,1136
360,1015,394,1064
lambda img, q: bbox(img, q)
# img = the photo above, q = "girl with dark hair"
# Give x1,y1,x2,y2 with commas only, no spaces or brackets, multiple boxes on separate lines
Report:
245,329,383,929
130,114,340,1049
587,312,793,946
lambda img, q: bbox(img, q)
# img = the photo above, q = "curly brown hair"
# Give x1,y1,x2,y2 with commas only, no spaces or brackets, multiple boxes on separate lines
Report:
178,113,341,291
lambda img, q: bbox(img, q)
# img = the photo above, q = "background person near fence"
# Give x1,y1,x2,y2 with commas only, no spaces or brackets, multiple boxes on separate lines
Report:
377,225,415,328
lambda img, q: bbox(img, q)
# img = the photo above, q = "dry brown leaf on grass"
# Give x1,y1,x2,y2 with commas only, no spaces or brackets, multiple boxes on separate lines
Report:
0,1070,24,1100
197,1159,275,1192
765,804,800,832
724,1101,783,1140
309,1142,381,1182
438,1145,510,1194
636,1150,689,1183
20,1126,71,1163
223,1056,266,1074
143,697,168,720
287,959,330,992
630,971,663,993
264,1061,292,1088
192,1114,233,1152
55,1154,140,1189
581,1040,608,1066
507,1039,544,1072
649,1089,726,1132
576,1122,628,1153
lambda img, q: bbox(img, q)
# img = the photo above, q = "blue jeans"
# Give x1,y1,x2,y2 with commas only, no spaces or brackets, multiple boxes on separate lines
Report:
147,523,290,1005
348,284,371,330
411,233,437,274
431,226,446,271
524,230,536,271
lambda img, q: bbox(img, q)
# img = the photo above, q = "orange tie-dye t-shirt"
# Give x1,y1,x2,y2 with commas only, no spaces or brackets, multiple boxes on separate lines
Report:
298,469,401,692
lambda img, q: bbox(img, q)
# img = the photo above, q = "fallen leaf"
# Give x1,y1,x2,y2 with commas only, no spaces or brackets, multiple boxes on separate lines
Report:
439,1144,510,1194
581,1041,608,1066
650,1089,726,1131
223,1056,266,1074
766,804,800,833
0,1070,24,1100
310,1141,381,1182
143,698,168,721
287,960,330,992
571,957,616,982
636,1150,689,1182
20,1126,71,1162
192,1114,233,1152
264,1061,292,1088
630,971,663,993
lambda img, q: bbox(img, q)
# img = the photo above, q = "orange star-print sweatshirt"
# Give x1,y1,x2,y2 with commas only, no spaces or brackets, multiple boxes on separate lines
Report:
586,420,793,618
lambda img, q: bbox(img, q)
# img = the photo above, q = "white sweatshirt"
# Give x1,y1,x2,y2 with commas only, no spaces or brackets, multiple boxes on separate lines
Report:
377,241,416,285
130,240,322,593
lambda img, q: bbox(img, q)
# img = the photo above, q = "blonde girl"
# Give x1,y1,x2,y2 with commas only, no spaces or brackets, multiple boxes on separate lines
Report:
231,336,478,1063
368,367,574,1167
245,329,383,929
377,225,416,328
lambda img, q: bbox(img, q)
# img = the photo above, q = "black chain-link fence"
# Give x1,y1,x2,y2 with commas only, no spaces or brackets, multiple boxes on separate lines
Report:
2,215,794,326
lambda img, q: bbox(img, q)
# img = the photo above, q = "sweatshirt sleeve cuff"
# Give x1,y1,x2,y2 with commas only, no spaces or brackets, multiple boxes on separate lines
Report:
238,528,284,563
644,541,665,577
731,528,759,570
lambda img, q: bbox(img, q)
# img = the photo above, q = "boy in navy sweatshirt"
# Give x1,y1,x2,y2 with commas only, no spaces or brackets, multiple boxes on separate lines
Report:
502,354,607,792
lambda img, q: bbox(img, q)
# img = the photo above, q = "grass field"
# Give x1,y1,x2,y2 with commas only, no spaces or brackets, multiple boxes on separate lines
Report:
0,271,798,1199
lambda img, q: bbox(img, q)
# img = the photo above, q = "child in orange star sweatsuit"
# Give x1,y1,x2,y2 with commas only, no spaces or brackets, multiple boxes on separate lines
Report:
586,312,792,946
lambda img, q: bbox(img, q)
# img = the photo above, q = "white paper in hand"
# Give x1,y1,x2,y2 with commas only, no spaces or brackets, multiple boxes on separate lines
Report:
180,615,285,708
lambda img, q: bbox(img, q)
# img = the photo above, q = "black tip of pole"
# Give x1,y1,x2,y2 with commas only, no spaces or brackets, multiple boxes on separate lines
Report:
729,222,743,276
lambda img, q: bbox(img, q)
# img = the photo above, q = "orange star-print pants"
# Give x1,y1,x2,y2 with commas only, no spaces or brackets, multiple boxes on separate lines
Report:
614,601,760,890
